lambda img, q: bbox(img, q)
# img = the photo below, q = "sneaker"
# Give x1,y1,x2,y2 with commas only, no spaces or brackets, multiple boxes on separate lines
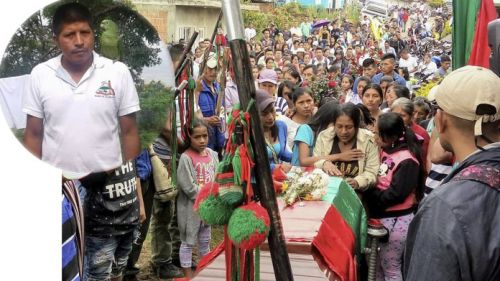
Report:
151,262,184,279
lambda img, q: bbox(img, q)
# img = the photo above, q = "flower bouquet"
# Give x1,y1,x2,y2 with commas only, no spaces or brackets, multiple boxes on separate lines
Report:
281,167,330,206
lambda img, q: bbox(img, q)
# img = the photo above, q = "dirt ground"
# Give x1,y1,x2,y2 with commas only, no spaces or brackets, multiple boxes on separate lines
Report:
134,226,225,281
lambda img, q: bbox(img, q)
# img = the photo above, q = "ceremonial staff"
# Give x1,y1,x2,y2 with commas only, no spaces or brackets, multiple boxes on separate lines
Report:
221,1,294,280
174,31,199,82
198,11,224,78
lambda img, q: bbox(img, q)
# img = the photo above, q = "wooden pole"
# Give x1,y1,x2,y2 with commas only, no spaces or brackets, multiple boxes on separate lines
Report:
221,1,294,281
174,31,199,81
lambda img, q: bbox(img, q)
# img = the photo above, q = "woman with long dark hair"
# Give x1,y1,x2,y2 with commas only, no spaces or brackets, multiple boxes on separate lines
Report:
362,84,384,126
255,90,292,172
291,101,340,166
313,103,380,191
279,88,315,150
366,112,425,281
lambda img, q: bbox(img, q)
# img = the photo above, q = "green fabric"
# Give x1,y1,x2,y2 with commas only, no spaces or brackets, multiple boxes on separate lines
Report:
198,195,233,225
452,0,481,69
322,177,367,258
254,247,260,281
219,186,244,206
228,209,268,244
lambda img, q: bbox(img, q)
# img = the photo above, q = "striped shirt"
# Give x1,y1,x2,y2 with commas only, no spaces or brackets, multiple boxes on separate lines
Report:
62,195,80,281
424,163,453,195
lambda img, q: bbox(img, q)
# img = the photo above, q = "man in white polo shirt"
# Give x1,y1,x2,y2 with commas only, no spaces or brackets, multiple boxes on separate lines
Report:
23,13,140,175
22,3,143,281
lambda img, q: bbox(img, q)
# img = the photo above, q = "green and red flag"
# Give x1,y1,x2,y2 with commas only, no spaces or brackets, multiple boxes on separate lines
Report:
453,0,498,69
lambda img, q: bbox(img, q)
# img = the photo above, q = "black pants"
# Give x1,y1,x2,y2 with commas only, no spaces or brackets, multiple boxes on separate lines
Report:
124,178,155,276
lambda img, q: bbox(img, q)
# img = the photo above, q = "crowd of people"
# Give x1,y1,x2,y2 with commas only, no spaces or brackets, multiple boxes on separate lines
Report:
21,2,499,281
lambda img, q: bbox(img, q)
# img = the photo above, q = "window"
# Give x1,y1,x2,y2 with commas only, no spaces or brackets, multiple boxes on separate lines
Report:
178,27,206,45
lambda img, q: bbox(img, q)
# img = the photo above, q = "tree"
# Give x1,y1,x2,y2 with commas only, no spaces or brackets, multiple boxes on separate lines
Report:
136,81,174,149
0,0,161,84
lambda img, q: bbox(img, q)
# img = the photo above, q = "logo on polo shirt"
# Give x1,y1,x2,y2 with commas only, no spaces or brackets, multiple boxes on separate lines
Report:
95,80,115,98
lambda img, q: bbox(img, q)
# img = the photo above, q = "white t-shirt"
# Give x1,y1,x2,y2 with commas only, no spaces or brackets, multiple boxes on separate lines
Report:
399,56,418,73
22,52,140,174
277,114,300,151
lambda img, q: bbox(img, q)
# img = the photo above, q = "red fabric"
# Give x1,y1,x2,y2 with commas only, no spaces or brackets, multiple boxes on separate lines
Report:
411,122,430,169
312,206,357,281
468,0,497,67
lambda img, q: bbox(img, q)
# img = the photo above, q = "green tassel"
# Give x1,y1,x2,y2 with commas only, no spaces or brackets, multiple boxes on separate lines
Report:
188,77,196,90
198,195,234,225
232,146,243,186
219,186,244,206
254,247,260,281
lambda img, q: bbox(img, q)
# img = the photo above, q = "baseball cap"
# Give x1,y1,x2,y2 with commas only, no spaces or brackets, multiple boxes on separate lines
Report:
435,65,500,136
297,47,305,53
255,89,275,112
206,52,217,68
258,69,278,85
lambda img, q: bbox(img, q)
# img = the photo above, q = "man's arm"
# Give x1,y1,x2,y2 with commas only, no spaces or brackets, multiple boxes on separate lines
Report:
119,113,141,163
23,115,43,158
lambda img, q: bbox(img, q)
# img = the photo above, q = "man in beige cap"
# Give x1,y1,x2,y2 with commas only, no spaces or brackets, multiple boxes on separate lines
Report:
404,66,500,281
197,54,225,154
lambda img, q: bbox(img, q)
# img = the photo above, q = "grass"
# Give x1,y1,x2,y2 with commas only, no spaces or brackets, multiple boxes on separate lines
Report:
135,225,225,280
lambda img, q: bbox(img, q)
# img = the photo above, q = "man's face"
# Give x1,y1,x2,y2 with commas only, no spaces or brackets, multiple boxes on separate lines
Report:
303,68,314,82
401,52,409,60
384,42,390,48
442,61,451,70
203,40,211,49
265,50,274,59
380,59,394,74
264,30,270,38
363,65,377,78
249,57,256,66
55,21,94,70
315,49,323,59
204,67,217,83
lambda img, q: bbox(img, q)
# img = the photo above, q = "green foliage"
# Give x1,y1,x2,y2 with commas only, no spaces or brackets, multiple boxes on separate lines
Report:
427,0,445,8
0,0,161,84
136,81,174,148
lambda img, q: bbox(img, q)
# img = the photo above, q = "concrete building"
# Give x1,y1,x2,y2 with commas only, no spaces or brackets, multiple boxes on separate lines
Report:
131,0,260,44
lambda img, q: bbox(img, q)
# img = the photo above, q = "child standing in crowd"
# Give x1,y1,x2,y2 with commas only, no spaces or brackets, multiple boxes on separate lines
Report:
176,119,219,278
367,112,424,281
340,74,354,104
